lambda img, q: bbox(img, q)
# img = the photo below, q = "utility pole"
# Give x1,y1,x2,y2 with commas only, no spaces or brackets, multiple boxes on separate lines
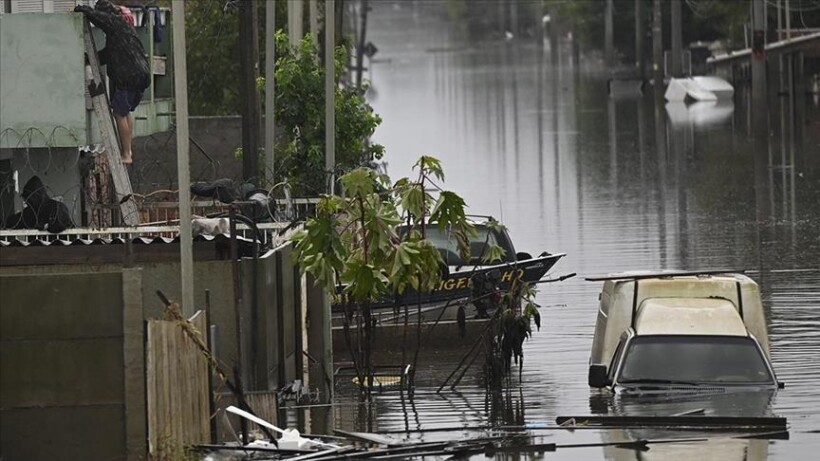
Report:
309,0,318,45
509,0,518,38
288,0,303,46
670,0,682,77
785,0,791,39
548,2,558,65
265,1,276,185
355,0,369,87
751,0,767,131
652,0,663,89
172,0,194,316
605,0,614,67
239,0,261,184
322,0,336,408
326,0,336,192
636,0,645,78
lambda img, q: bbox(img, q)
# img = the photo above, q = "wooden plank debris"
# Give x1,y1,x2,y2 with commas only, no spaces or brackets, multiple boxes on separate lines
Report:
192,427,790,460
332,429,397,447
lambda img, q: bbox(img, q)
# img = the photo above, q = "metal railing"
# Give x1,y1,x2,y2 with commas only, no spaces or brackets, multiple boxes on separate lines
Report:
1,198,318,246
85,197,319,228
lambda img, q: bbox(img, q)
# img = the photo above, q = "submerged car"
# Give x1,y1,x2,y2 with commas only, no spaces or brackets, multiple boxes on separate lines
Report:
586,271,782,393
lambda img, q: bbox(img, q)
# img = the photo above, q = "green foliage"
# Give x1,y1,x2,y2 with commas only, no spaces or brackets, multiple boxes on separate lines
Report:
184,0,288,115
495,281,541,371
291,156,472,303
258,32,384,195
184,0,240,115
552,0,756,58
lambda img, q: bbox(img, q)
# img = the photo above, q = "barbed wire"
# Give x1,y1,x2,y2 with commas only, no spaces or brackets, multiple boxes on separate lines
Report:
766,0,820,13
0,118,317,231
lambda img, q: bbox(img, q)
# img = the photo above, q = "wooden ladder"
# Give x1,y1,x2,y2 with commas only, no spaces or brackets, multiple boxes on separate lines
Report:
83,21,140,226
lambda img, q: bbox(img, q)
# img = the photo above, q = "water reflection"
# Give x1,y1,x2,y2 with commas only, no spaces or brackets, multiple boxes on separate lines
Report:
600,435,769,461
320,1,820,459
665,101,735,128
601,390,776,460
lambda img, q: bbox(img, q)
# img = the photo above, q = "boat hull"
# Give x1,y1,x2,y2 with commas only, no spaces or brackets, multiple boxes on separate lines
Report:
332,252,565,317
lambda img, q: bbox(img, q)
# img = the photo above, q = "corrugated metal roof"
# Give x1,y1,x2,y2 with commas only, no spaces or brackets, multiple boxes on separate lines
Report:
0,233,250,248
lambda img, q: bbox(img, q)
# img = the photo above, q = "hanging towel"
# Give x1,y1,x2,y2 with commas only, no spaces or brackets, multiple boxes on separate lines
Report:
152,8,165,43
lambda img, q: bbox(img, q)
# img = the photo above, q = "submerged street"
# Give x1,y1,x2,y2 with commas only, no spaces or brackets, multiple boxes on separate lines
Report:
324,1,820,459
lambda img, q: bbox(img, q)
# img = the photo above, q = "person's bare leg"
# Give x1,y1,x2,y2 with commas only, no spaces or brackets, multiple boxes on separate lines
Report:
115,113,133,164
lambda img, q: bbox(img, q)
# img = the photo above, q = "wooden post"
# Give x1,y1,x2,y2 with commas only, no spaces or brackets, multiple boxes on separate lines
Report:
172,0,194,315
239,0,261,185
265,0,276,186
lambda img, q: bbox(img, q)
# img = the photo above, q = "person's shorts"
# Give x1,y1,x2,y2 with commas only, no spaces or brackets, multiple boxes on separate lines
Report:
111,87,144,117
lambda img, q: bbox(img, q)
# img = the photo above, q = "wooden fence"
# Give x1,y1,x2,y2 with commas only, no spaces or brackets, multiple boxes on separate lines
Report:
146,310,210,456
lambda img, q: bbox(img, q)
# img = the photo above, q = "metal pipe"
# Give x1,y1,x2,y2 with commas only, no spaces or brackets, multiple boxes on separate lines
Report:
736,281,744,320
630,280,639,330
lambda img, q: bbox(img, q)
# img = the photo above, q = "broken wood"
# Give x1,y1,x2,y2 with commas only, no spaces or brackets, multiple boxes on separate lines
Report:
154,290,277,442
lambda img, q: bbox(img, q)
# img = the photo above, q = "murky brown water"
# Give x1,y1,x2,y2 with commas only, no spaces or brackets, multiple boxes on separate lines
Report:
315,1,820,459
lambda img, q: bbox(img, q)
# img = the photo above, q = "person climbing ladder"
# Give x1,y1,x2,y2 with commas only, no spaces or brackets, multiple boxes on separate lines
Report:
74,0,150,164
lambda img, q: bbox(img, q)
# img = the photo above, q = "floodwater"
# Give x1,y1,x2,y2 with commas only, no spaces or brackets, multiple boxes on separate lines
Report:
319,1,820,459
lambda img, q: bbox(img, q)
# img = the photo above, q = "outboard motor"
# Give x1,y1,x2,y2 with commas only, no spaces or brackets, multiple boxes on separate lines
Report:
471,269,502,319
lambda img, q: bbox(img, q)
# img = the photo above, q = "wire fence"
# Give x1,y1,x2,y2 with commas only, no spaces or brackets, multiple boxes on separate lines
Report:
0,129,318,239
1,117,324,235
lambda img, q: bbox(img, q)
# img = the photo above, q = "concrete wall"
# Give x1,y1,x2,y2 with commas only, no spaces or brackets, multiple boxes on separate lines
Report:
130,116,244,194
0,11,175,149
0,245,321,457
2,260,243,374
0,271,128,460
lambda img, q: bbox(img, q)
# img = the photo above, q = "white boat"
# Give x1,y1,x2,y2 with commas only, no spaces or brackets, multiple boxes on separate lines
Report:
665,76,734,102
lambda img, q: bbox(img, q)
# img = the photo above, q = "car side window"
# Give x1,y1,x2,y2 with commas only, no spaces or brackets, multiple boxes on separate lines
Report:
608,338,627,381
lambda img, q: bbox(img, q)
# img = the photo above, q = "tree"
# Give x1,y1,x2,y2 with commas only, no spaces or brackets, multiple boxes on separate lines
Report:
257,31,384,196
291,156,541,395
183,0,288,116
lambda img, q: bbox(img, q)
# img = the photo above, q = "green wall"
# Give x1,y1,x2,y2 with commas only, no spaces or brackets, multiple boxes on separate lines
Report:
0,13,87,148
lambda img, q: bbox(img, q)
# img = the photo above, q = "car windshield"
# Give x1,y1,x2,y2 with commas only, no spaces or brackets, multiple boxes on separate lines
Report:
399,224,511,265
617,335,774,385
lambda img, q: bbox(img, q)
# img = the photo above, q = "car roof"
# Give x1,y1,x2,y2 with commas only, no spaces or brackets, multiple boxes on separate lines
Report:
635,297,748,336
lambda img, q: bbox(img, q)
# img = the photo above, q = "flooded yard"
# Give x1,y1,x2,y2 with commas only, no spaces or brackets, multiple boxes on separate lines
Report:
317,1,820,459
